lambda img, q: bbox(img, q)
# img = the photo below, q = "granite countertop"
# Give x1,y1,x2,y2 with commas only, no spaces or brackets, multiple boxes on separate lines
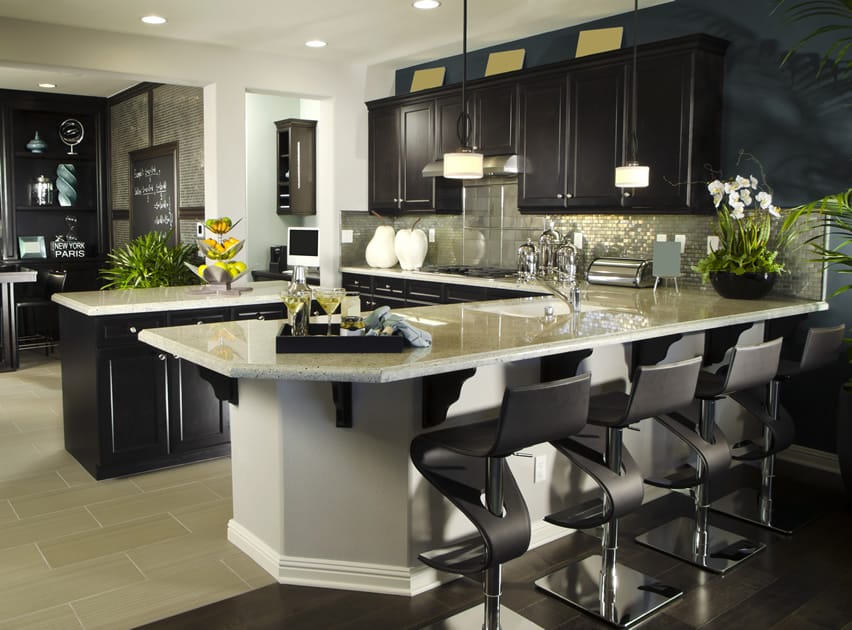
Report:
138,285,827,384
341,265,551,293
53,281,289,316
0,265,38,283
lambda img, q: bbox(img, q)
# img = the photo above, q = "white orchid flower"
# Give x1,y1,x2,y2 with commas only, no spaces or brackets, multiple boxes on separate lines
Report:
768,205,780,218
735,175,751,190
727,190,740,207
729,201,745,219
708,180,725,207
724,180,738,194
749,175,759,189
740,188,753,206
756,191,773,209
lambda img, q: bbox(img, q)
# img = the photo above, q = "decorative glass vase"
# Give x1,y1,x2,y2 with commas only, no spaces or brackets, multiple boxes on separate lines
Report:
709,271,777,299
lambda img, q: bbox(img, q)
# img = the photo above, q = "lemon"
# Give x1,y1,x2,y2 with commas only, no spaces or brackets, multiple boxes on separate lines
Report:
197,264,207,277
233,261,247,273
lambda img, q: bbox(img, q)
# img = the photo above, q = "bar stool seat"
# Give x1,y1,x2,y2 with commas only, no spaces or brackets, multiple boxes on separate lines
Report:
636,336,783,574
711,324,846,533
16,269,66,354
536,355,703,628
411,372,591,630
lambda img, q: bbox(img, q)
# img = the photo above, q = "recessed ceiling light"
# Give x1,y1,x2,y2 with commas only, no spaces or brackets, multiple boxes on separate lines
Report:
141,15,167,25
38,83,56,89
305,40,327,48
413,0,441,8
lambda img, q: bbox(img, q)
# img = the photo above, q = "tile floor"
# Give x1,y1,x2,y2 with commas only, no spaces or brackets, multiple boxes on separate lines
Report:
0,351,271,630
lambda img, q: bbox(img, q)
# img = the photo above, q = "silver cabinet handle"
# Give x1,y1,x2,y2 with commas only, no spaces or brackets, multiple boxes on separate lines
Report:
196,321,204,325
258,315,265,320
158,353,166,361
404,199,430,203
296,140,301,189
129,326,138,334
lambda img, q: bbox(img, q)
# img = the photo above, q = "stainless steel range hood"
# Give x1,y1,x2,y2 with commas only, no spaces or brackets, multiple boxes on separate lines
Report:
421,154,522,178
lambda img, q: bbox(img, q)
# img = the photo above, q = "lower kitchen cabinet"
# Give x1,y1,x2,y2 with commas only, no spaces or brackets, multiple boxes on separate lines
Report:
59,303,283,480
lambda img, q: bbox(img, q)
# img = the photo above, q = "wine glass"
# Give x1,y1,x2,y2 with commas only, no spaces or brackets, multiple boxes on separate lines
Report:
313,288,346,336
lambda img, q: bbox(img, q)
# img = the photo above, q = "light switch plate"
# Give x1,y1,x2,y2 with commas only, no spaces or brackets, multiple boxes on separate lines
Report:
341,229,353,244
573,232,583,249
428,228,436,243
707,235,720,253
674,234,686,252
656,233,668,242
196,222,204,238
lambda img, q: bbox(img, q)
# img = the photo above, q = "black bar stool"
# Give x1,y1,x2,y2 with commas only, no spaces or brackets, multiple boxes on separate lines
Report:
636,336,783,573
536,355,703,628
411,373,591,630
16,268,67,354
711,324,846,533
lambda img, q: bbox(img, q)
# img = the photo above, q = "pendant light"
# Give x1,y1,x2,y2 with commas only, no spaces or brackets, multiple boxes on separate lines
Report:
615,0,649,189
443,0,483,179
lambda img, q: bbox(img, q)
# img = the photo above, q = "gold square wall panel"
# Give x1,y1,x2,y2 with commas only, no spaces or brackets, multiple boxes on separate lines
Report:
410,67,446,92
576,27,624,57
485,49,525,76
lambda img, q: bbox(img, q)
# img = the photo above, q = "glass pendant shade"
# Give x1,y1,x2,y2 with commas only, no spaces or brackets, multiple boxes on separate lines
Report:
615,162,649,188
443,148,483,179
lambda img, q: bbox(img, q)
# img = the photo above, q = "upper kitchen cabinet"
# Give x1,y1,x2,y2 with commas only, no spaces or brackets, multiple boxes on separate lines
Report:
1,90,108,271
368,97,461,214
275,118,316,215
470,82,517,156
622,38,727,211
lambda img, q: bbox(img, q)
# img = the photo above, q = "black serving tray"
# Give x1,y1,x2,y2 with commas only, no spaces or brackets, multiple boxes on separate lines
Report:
276,323,405,354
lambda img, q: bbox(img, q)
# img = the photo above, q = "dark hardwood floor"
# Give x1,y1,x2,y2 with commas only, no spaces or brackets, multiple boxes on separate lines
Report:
139,461,852,629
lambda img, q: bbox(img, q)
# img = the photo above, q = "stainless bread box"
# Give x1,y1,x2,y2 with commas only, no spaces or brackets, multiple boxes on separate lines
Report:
587,257,654,288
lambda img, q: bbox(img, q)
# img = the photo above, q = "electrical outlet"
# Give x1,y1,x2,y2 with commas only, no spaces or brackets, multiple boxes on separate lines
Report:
533,455,547,484
341,229,353,244
428,228,436,243
674,234,686,252
656,233,667,242
196,222,205,238
573,232,583,249
707,235,720,253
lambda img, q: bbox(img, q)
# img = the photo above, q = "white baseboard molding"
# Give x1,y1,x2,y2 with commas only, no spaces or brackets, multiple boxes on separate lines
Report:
777,444,840,474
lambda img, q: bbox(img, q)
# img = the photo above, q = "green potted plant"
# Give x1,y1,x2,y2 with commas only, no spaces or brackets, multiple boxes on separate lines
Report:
693,165,798,299
100,230,199,289
774,0,852,76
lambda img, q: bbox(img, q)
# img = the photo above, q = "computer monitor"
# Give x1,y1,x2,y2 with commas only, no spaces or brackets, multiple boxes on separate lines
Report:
286,227,320,268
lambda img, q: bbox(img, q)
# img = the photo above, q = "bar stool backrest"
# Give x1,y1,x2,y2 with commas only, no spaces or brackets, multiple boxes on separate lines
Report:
720,336,783,394
624,355,703,423
798,324,846,372
492,372,590,457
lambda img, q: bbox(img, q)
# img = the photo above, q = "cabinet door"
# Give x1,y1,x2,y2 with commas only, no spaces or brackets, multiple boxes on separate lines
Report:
288,123,316,215
435,95,463,157
472,83,517,156
98,346,168,465
565,64,625,208
168,358,230,454
400,102,435,211
623,52,693,210
368,106,401,212
342,273,376,309
518,75,569,209
372,276,406,309
232,304,285,321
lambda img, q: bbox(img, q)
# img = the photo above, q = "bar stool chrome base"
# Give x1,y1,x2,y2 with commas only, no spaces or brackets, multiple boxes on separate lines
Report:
423,603,543,629
635,516,765,574
535,555,682,628
711,487,818,535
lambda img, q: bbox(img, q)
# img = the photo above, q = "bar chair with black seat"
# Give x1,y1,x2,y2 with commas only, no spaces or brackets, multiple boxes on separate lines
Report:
535,355,703,628
710,323,846,533
636,336,783,573
16,268,67,355
411,372,591,630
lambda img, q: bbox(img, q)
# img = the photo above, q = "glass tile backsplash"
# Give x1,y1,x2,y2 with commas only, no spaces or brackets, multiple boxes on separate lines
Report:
341,180,823,300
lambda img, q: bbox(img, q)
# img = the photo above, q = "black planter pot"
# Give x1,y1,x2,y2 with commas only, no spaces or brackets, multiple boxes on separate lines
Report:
838,387,852,501
710,271,777,299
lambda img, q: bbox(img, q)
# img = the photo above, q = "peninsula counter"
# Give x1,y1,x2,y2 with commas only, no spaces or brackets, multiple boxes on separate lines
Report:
137,286,827,596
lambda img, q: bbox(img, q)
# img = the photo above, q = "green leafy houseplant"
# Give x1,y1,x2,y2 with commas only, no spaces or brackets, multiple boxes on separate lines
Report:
100,231,199,289
693,173,796,283
774,0,852,76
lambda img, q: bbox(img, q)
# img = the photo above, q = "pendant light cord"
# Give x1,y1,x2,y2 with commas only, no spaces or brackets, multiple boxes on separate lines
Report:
456,0,472,149
629,0,639,163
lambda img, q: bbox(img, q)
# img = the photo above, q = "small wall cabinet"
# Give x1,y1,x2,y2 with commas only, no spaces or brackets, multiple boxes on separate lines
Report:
275,118,316,215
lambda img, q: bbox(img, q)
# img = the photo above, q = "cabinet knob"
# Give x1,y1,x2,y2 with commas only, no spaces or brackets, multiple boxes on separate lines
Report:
556,193,563,199
385,283,391,289
257,315,265,320
129,326,138,334
158,353,166,361
393,198,399,203
196,321,204,325
565,192,573,199
623,191,632,198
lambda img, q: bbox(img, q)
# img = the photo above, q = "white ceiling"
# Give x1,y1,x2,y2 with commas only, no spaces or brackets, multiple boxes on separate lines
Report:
0,0,672,97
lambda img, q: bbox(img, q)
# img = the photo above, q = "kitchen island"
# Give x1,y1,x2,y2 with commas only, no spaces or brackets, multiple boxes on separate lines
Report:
137,286,827,596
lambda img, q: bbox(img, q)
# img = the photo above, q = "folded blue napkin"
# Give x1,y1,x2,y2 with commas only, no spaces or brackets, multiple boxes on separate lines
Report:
363,306,433,347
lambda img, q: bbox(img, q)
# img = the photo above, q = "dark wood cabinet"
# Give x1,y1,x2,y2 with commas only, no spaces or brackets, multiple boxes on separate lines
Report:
0,89,107,284
275,118,316,215
368,106,402,212
435,95,464,157
471,83,517,156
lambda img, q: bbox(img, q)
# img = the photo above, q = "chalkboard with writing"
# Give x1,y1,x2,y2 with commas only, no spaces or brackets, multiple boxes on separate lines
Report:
129,142,179,244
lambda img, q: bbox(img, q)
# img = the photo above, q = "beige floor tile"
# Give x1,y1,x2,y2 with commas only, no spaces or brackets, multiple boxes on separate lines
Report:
0,501,16,525
0,422,22,437
127,530,234,574
71,554,250,630
171,497,232,535
0,399,58,423
0,544,49,581
202,474,233,499
87,482,221,527
10,478,140,519
39,513,189,569
0,554,144,622
131,457,232,492
0,604,82,630
0,471,67,501
0,507,100,551
220,548,276,589
56,464,98,488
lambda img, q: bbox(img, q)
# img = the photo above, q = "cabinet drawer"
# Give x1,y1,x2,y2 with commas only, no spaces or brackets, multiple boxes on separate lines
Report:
99,315,166,346
232,304,286,321
445,284,488,303
487,287,542,299
168,309,230,327
373,277,405,296
342,274,373,292
406,279,444,304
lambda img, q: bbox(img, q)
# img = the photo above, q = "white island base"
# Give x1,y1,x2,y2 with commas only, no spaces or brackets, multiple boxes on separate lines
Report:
226,362,572,596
